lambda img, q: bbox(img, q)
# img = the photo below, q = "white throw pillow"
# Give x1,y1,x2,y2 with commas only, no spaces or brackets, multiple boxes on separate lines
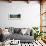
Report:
2,28,10,36
21,28,27,35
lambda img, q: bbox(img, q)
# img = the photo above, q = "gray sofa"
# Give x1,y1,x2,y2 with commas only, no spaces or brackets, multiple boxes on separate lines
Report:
8,33,34,43
3,27,34,43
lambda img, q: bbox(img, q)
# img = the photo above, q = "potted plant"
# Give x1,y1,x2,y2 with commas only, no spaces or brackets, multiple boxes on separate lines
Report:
32,27,43,40
32,27,38,40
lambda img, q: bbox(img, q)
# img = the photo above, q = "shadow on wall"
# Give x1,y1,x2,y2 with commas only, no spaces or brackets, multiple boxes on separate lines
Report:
0,28,3,42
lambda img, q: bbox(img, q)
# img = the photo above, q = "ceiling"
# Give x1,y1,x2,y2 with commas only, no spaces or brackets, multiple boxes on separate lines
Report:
1,0,39,1
0,0,45,4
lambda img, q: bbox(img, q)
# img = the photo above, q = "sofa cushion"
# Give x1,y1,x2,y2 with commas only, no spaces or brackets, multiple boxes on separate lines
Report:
21,29,27,35
8,27,14,34
14,28,21,33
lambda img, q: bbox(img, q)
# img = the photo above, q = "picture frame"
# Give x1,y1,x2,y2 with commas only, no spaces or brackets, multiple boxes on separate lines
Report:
8,14,21,20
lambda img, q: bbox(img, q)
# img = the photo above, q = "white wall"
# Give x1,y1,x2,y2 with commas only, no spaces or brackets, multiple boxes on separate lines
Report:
0,1,40,28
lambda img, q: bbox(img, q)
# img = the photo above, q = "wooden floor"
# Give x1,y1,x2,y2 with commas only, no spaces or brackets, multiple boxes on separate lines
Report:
0,40,46,46
21,40,46,46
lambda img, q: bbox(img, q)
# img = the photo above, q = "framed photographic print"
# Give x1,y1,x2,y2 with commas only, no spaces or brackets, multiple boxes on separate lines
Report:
9,14,21,20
